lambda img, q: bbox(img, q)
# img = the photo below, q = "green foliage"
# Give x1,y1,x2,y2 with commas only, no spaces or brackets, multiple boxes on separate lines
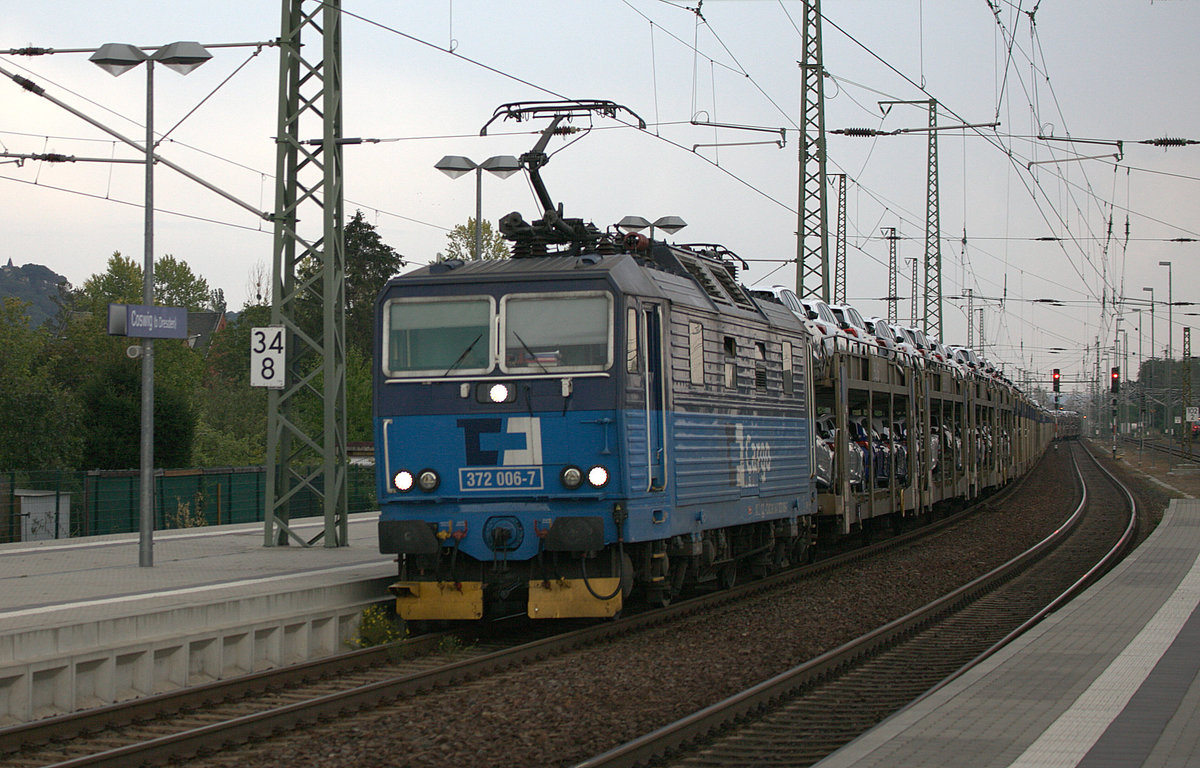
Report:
79,357,195,470
346,345,374,442
191,417,264,467
349,604,404,648
440,217,510,262
5,229,382,474
0,297,82,469
168,492,209,529
434,634,470,657
345,210,406,359
70,252,221,316
0,261,69,328
154,255,222,311
74,252,142,314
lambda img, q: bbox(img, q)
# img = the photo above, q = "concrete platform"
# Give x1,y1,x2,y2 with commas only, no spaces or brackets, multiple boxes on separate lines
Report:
0,513,393,724
815,497,1200,768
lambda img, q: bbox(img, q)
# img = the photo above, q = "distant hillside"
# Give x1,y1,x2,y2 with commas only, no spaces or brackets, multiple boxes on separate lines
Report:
0,260,70,328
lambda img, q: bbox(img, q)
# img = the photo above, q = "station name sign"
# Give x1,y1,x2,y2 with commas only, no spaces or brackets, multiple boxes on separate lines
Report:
107,303,189,340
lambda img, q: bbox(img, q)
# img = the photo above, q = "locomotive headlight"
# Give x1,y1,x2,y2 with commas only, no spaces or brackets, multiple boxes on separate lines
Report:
487,383,511,403
476,382,516,404
587,465,610,488
416,469,440,492
393,470,414,492
560,465,584,489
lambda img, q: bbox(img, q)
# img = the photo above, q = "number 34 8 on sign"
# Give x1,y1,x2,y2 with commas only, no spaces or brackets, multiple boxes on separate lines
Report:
250,326,286,389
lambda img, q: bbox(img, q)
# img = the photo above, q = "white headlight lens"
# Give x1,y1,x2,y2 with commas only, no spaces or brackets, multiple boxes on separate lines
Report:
587,465,609,488
488,383,510,403
393,470,414,492
560,466,583,489
417,469,440,492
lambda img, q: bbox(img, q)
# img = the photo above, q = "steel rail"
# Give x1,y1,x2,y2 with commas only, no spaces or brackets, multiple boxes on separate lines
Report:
572,446,1121,768
5,458,1046,767
0,633,448,755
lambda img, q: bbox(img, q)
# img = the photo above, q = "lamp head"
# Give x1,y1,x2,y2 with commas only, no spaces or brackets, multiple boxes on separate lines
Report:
480,155,521,179
89,43,148,76
652,215,687,235
152,41,212,75
435,155,478,179
616,215,651,234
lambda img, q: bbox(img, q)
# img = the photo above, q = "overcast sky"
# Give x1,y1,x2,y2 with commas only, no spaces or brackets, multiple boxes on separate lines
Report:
3,1,1198,390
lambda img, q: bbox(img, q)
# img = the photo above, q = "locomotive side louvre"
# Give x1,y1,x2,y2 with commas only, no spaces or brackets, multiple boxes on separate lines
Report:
656,267,814,526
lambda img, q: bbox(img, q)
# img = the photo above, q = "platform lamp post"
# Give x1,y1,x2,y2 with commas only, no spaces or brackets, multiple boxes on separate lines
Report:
434,155,521,259
90,41,212,567
1144,286,1156,444
1160,261,1174,441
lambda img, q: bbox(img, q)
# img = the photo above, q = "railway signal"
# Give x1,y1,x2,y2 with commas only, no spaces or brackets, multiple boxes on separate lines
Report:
1111,366,1120,393
1052,369,1060,392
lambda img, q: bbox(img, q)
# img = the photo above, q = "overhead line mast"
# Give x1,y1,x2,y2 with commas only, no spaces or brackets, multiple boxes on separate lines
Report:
833,173,847,305
797,0,830,302
264,0,348,549
922,98,943,340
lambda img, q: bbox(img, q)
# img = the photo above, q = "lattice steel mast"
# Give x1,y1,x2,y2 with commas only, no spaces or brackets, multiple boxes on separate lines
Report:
833,174,847,305
922,99,942,340
264,0,348,548
883,227,899,323
796,0,830,301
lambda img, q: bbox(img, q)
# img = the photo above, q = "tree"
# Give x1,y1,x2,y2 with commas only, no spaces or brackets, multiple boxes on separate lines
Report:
345,210,406,359
0,298,82,469
440,218,510,262
71,252,221,315
49,253,211,470
155,255,222,311
195,303,271,466
79,357,194,470
73,252,142,314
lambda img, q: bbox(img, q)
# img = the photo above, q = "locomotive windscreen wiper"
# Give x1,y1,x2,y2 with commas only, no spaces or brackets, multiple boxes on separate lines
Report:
444,333,483,376
511,330,549,373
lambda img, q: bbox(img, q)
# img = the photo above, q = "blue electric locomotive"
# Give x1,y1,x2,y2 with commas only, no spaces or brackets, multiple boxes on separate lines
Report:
375,102,817,620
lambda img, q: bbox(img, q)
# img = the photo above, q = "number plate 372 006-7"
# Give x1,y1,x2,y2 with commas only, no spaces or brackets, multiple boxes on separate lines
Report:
459,467,544,492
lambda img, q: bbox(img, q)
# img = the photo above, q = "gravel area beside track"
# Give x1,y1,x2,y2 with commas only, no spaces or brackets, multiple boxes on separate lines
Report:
192,442,1169,768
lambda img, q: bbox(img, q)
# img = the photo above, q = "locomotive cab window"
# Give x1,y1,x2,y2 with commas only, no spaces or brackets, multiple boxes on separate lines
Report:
500,291,613,373
626,307,639,374
723,336,737,389
384,296,494,377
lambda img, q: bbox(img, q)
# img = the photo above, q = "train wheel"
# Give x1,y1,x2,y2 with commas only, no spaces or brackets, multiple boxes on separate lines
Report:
644,585,672,608
718,563,737,590
792,536,812,565
620,552,635,601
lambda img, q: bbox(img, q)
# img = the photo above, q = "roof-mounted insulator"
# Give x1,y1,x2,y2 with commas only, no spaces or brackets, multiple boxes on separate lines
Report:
836,127,883,137
1142,137,1197,148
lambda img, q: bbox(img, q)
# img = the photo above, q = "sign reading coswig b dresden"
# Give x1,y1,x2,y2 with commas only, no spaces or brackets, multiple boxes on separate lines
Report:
107,303,189,340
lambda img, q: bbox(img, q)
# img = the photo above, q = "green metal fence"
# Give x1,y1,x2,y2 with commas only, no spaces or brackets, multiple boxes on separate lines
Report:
0,465,377,543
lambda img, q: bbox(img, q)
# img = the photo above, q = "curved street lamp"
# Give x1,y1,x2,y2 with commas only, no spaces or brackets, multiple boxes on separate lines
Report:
89,41,212,568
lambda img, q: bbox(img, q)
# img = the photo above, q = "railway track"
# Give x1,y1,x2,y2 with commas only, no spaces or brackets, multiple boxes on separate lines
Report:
0,472,1036,768
1122,434,1200,465
574,440,1137,768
